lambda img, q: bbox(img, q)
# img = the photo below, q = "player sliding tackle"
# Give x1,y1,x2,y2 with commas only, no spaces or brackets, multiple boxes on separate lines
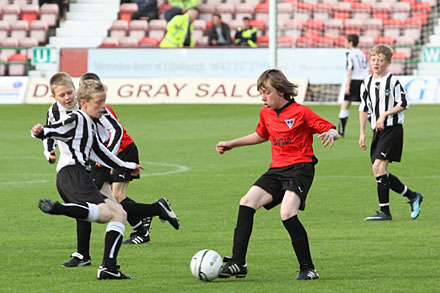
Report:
216,69,338,280
31,80,179,280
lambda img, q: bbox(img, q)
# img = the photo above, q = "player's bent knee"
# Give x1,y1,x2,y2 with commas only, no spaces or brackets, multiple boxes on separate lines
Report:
97,204,112,223
112,205,127,223
280,209,297,221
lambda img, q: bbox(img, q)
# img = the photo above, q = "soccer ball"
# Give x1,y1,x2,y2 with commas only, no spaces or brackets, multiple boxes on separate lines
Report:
190,249,222,282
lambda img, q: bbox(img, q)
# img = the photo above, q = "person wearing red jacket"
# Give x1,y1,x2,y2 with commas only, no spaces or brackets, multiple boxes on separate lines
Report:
216,69,338,281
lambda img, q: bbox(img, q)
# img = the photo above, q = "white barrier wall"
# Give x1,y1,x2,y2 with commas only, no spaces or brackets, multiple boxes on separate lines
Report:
24,77,309,104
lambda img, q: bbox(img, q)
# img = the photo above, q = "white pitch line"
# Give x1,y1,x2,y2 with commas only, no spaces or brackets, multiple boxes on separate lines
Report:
1,180,51,185
140,161,190,176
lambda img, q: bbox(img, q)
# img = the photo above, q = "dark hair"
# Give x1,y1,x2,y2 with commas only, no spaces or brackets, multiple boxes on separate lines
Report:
212,13,221,19
243,16,250,21
79,72,101,85
257,69,298,101
346,34,359,47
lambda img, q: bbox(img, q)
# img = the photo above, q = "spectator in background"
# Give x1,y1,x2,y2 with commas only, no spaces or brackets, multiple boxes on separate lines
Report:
208,13,232,46
160,8,199,48
131,0,158,21
164,0,198,22
234,17,257,48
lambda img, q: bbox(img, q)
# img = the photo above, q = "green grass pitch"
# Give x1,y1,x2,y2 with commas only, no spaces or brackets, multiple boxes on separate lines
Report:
0,104,439,292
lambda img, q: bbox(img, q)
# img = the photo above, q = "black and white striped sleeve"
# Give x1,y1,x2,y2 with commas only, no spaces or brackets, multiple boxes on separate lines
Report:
42,107,58,161
393,79,409,109
100,109,123,155
90,132,136,170
359,81,369,113
38,114,78,142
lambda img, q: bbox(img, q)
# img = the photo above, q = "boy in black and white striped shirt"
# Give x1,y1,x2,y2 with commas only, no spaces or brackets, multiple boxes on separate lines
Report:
32,80,179,279
359,44,423,221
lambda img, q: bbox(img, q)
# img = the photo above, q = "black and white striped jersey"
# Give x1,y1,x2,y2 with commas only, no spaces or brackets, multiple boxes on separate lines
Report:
43,102,79,162
36,110,135,173
346,48,370,80
94,107,123,155
359,72,409,130
43,104,124,170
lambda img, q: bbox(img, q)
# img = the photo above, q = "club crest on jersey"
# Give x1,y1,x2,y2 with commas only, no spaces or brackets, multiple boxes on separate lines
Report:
285,118,295,129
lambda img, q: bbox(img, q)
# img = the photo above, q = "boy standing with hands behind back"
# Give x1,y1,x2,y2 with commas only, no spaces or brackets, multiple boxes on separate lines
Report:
359,45,423,221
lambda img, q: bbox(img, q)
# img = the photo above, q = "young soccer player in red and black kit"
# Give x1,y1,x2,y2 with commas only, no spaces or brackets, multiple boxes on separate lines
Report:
216,69,338,280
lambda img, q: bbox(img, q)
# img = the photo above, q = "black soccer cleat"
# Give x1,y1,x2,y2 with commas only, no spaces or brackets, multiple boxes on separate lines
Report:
122,231,150,245
38,198,57,214
156,198,180,230
62,252,91,267
364,211,392,221
409,192,423,220
295,268,319,280
219,257,247,278
97,266,132,280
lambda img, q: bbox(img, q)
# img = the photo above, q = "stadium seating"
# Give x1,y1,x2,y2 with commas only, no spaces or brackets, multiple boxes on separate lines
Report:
30,20,49,44
40,3,59,27
129,20,149,41
8,53,27,76
139,36,159,48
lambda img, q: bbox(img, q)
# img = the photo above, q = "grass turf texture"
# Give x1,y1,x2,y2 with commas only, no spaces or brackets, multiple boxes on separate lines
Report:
0,104,439,292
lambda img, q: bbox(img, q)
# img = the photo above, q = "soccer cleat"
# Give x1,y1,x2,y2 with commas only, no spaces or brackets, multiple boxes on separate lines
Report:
409,192,423,220
295,268,319,280
364,211,392,221
97,266,132,280
62,252,91,267
219,257,247,278
38,198,57,214
156,198,180,230
122,231,150,245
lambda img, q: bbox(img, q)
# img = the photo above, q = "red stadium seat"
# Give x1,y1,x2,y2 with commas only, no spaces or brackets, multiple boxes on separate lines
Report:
20,4,39,24
257,35,269,47
315,36,334,48
10,20,29,40
99,37,119,48
305,19,324,32
235,4,254,20
333,13,350,21
278,35,294,48
376,36,394,45
0,21,10,41
40,3,59,27
295,36,314,48
0,37,19,60
30,20,49,44
332,2,351,14
119,3,138,22
393,51,407,61
2,4,21,23
118,36,138,48
109,20,128,39
8,53,27,76
138,36,159,48
372,2,391,15
250,19,266,33
373,13,390,22
129,20,148,41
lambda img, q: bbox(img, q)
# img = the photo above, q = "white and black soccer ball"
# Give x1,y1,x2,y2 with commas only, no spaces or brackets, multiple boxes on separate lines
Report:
190,249,222,282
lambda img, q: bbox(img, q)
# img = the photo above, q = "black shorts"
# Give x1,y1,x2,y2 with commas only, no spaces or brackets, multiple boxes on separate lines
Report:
56,165,106,205
90,164,114,190
253,162,315,211
370,124,403,163
111,142,140,182
344,80,363,102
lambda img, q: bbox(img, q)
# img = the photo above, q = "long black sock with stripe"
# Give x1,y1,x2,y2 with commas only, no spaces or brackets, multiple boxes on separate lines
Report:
282,215,314,270
388,173,416,200
120,197,147,234
376,174,390,215
232,205,255,265
102,221,125,271
52,202,89,219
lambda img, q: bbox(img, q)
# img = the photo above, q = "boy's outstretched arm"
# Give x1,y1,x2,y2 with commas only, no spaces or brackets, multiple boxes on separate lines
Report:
216,132,267,154
317,128,338,148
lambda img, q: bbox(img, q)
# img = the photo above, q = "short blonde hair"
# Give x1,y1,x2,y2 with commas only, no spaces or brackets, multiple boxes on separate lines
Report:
257,69,298,101
370,44,393,62
49,72,75,95
76,80,105,103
